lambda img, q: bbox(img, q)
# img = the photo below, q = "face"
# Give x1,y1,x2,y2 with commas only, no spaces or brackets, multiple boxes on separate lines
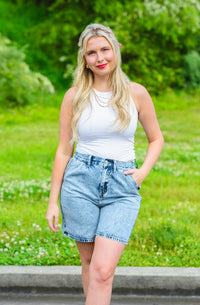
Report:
84,36,115,76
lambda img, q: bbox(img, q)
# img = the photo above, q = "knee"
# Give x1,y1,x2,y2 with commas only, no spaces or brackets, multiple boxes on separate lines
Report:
89,263,114,285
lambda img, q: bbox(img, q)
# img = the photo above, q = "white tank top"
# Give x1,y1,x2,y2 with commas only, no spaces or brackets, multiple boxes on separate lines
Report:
76,88,138,161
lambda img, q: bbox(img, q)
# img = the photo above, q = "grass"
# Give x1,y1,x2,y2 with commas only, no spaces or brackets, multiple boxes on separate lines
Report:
0,89,200,266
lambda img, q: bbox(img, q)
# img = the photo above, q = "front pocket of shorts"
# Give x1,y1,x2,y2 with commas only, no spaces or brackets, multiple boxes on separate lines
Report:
130,174,138,187
126,173,140,190
63,157,74,176
63,158,84,181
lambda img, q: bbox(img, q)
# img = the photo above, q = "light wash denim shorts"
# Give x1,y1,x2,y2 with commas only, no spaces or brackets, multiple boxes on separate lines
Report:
60,152,141,245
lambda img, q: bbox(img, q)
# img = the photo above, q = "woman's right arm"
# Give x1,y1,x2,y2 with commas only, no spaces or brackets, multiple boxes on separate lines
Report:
46,87,77,233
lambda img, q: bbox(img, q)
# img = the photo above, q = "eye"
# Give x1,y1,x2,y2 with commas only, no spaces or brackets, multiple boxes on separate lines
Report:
103,48,109,51
87,51,95,55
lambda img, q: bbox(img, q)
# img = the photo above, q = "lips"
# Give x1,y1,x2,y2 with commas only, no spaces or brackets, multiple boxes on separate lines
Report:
96,63,107,69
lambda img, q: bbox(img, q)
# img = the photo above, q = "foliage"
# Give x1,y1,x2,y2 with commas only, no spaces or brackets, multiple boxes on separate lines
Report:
115,0,200,92
183,51,200,88
28,0,200,93
0,33,55,107
1,0,200,94
0,1,60,87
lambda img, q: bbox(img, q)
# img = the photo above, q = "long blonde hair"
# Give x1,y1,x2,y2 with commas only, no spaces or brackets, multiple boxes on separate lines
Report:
71,23,131,142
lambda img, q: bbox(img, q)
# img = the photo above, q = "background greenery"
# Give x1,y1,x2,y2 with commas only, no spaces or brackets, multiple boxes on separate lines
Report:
0,0,199,266
1,0,200,96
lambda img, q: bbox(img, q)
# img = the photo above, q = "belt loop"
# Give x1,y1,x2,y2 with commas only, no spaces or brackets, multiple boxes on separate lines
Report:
114,160,117,172
87,155,92,167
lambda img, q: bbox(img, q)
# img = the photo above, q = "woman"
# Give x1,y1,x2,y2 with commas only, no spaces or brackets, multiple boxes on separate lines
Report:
46,23,164,305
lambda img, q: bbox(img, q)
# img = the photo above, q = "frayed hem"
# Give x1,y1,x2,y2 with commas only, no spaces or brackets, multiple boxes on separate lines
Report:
95,232,128,245
63,231,95,243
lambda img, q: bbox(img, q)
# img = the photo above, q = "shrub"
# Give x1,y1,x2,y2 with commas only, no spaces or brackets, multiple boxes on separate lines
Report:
0,34,55,107
1,0,200,92
183,51,200,88
29,0,200,93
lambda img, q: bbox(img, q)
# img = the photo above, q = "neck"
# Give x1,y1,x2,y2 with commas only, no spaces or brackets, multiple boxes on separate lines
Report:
93,75,111,92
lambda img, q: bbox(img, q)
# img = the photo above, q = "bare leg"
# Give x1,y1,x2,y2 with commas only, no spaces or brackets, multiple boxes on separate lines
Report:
75,241,94,297
85,236,126,305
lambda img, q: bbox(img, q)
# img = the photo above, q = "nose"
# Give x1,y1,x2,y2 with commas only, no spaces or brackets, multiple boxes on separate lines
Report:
96,51,104,63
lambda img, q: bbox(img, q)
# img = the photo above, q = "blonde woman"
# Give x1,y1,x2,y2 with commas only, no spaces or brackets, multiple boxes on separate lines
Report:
46,23,164,305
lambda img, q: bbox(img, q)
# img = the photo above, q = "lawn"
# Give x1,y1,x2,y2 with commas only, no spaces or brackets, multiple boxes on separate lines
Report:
0,90,199,266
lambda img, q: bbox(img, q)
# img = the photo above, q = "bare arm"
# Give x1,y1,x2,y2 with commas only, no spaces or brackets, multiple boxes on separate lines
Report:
124,82,164,185
46,87,76,232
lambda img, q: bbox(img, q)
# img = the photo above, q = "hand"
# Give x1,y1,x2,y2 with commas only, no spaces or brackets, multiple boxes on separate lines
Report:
124,168,144,187
46,204,60,233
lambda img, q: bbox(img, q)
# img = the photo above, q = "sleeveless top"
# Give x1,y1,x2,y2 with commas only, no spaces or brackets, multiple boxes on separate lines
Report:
76,88,138,161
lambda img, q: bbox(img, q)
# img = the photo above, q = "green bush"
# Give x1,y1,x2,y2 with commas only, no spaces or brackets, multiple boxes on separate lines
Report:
113,0,200,92
0,33,55,107
184,51,200,88
1,0,200,93
24,0,200,93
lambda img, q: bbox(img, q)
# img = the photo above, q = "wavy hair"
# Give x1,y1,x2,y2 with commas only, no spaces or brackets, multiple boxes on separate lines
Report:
71,23,131,142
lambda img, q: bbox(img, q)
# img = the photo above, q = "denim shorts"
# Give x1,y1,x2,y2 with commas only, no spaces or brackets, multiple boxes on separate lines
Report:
60,152,141,245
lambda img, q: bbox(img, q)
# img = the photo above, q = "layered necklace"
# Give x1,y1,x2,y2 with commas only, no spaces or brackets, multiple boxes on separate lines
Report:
92,88,112,107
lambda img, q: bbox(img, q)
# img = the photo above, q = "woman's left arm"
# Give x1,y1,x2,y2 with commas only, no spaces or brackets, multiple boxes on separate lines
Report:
124,83,164,186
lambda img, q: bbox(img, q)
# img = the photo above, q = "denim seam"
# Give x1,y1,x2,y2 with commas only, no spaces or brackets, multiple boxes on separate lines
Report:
95,232,128,245
63,231,95,243
74,154,136,169
73,159,136,171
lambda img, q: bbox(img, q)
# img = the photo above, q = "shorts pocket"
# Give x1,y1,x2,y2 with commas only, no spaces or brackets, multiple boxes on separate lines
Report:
130,174,138,187
127,174,141,190
63,157,85,181
65,157,74,171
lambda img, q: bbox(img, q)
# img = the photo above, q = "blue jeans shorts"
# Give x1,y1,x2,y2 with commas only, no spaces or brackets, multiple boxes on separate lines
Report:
60,152,142,245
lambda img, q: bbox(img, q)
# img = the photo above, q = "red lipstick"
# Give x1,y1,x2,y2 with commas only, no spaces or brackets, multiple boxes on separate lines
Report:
96,64,107,69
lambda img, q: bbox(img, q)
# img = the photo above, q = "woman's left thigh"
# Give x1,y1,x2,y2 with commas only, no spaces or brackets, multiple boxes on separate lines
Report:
89,236,125,279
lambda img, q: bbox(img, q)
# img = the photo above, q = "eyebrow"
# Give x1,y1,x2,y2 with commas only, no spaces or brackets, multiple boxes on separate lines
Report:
86,45,111,53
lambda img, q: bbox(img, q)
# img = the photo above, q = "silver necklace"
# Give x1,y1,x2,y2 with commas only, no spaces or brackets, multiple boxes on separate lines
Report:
92,88,112,107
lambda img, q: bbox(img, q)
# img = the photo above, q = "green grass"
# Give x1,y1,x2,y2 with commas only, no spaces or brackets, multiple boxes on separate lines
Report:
0,90,200,266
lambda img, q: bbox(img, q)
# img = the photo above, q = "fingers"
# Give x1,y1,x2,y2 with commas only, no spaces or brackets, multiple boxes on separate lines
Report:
124,168,144,187
46,216,57,233
124,168,137,175
53,215,59,233
124,168,140,186
46,206,59,233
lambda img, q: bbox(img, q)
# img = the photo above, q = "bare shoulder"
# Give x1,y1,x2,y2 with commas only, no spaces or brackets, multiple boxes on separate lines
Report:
59,87,77,120
62,86,77,106
129,82,153,112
